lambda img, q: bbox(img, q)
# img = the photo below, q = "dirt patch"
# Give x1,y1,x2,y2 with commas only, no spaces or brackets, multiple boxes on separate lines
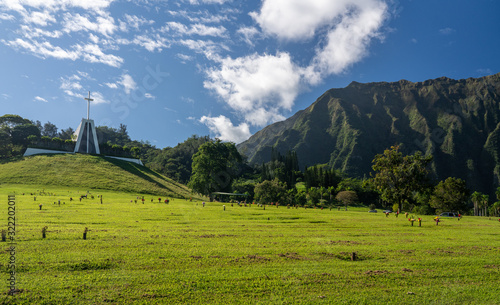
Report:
198,234,234,238
401,268,413,272
326,240,361,245
484,264,499,269
278,252,308,260
232,254,271,263
364,270,388,276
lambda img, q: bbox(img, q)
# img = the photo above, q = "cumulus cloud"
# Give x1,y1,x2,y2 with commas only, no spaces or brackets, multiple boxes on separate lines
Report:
201,0,389,142
204,52,301,127
200,115,251,143
252,0,388,77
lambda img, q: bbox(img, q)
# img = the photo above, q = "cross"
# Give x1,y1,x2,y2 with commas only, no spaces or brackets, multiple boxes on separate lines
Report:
84,91,94,153
84,91,93,120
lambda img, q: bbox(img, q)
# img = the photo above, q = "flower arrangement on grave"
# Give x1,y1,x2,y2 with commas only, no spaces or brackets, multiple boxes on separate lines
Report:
418,218,422,227
408,216,416,226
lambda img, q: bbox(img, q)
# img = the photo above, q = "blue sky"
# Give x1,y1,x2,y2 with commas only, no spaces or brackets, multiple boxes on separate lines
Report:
1,0,499,148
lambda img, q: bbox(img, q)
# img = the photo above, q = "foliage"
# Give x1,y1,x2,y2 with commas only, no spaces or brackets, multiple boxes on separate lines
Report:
370,145,432,212
188,139,242,197
470,191,484,216
335,190,358,210
304,164,342,189
147,135,211,183
254,178,287,204
261,148,301,188
238,74,500,199
0,114,41,159
429,177,470,213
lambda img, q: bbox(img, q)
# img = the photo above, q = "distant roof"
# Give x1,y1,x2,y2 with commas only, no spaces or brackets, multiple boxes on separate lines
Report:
211,192,248,196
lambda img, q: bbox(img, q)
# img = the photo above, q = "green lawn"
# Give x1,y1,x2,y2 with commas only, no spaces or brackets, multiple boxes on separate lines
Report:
0,184,498,304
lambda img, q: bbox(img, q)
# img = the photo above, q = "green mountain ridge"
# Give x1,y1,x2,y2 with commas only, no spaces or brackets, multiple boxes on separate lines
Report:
237,73,500,196
0,154,197,198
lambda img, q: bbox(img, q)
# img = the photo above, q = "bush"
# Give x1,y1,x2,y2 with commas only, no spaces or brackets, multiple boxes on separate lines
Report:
369,203,376,210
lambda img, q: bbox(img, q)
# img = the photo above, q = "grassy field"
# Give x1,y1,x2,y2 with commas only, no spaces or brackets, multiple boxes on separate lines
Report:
0,184,499,304
0,154,197,198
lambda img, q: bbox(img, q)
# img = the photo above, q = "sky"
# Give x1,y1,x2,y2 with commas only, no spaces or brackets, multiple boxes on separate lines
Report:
1,0,499,149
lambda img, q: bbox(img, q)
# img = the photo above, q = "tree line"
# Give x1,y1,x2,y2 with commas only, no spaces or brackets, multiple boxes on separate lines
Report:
2,114,499,216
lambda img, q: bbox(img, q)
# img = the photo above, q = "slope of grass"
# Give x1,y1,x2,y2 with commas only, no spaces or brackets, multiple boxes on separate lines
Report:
0,185,498,304
0,154,198,198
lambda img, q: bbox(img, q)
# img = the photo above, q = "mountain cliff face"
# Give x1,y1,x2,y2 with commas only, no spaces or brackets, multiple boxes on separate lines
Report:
237,73,500,196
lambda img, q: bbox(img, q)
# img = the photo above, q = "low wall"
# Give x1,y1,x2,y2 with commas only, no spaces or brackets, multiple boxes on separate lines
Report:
105,156,144,166
23,148,74,157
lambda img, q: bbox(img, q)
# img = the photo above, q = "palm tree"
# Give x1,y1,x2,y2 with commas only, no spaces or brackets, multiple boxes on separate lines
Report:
471,191,483,216
481,194,489,217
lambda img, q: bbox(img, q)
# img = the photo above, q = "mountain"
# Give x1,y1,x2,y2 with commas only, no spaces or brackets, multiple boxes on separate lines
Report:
0,154,198,198
237,73,500,196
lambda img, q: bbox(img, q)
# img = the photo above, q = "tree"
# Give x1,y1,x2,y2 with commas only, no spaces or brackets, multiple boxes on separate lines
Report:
308,187,321,204
294,190,307,206
11,124,40,145
42,121,58,138
335,191,358,210
370,145,432,213
481,194,489,217
231,178,256,200
188,139,242,198
254,178,287,204
471,191,483,216
429,177,470,213
59,127,75,140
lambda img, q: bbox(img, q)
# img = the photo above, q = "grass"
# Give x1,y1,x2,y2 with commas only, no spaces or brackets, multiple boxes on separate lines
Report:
0,184,498,304
0,154,199,199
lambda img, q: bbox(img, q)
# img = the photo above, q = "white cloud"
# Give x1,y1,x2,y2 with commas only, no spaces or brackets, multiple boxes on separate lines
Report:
19,25,62,39
104,82,118,89
25,10,55,25
439,27,454,35
5,38,79,60
162,21,227,37
62,12,116,37
34,96,48,102
120,14,154,31
237,26,260,46
144,93,155,99
251,0,388,77
177,53,193,63
0,13,15,20
310,0,388,76
204,52,301,127
187,0,231,4
3,38,123,67
168,10,231,24
179,39,228,60
200,115,251,143
119,74,137,94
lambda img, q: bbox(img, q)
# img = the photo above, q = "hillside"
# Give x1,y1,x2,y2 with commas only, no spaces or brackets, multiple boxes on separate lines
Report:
237,73,500,196
0,153,198,198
